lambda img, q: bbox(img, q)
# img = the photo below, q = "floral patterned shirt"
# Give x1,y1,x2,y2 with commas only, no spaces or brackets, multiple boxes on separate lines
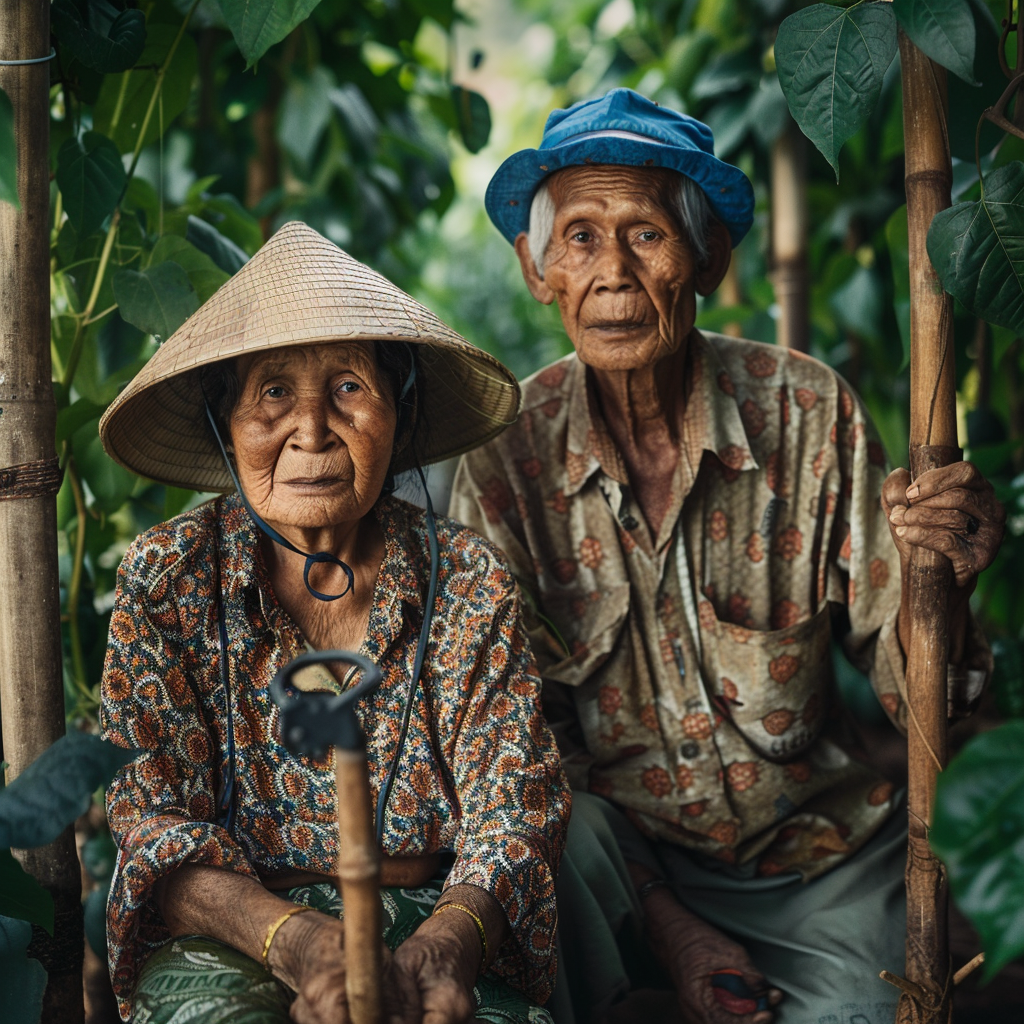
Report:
101,494,569,1018
451,332,988,881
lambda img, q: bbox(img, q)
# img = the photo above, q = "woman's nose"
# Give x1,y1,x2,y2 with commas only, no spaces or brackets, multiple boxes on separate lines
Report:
290,395,337,449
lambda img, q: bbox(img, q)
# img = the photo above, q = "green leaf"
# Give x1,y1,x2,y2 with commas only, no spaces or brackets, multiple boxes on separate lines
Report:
885,205,911,370
830,264,883,341
0,915,46,1024
278,66,335,166
55,398,106,447
82,830,117,884
149,235,229,304
77,432,138,512
213,0,323,67
113,261,199,341
93,25,198,154
51,0,146,74
776,2,898,179
0,87,18,209
932,721,1024,980
927,161,1024,335
948,0,1003,160
186,215,249,274
892,0,977,85
452,86,491,154
55,132,126,240
0,853,53,935
0,733,135,849
83,883,109,960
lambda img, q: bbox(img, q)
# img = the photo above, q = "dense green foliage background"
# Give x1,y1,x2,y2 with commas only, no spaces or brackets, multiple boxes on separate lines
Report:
0,0,1023,1003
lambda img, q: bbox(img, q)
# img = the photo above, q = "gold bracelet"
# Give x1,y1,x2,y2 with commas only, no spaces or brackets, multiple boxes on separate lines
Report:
262,905,314,971
433,902,489,968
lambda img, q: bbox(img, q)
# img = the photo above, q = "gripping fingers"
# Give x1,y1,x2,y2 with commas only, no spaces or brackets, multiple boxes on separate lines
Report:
892,525,976,586
891,506,979,533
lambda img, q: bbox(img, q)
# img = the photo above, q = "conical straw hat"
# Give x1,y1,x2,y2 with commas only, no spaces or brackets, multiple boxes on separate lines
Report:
100,221,521,492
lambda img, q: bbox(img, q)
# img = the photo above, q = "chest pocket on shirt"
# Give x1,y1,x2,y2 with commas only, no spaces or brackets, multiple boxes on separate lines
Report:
542,583,631,688
704,604,832,762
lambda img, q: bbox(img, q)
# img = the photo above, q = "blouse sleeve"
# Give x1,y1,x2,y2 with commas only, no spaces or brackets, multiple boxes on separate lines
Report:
100,536,258,1019
440,578,571,1005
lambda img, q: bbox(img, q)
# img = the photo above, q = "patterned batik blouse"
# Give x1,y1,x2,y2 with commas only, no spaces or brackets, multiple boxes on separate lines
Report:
101,493,569,1019
451,331,989,881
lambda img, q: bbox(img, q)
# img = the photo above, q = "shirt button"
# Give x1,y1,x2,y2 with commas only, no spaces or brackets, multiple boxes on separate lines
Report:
679,741,700,760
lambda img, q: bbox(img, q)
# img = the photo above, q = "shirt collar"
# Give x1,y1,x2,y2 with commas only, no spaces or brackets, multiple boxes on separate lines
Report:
216,492,425,612
562,331,758,497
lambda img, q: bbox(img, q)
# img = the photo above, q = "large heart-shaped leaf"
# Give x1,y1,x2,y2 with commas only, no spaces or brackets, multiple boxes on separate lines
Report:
452,86,491,154
0,87,18,209
775,2,897,178
55,132,125,240
214,0,323,67
892,0,977,85
51,0,146,74
113,261,199,341
0,852,53,935
0,915,47,1024
932,721,1024,980
0,732,136,849
149,235,229,304
186,216,249,275
92,26,198,154
927,161,1024,335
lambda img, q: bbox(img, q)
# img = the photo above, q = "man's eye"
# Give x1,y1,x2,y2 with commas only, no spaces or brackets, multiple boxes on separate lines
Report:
638,230,658,242
337,381,360,394
571,230,591,243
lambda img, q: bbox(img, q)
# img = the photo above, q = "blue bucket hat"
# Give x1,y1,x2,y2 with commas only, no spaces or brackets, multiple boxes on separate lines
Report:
485,88,755,249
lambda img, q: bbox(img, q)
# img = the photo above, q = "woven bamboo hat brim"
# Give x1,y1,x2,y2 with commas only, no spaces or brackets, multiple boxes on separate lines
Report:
99,221,521,492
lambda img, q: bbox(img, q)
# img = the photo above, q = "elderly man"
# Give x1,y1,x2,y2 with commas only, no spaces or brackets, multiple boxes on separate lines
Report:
449,89,1003,1024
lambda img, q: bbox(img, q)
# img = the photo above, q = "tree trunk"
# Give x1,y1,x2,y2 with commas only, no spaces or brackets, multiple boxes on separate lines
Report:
770,118,809,352
895,30,956,1024
0,3,84,1022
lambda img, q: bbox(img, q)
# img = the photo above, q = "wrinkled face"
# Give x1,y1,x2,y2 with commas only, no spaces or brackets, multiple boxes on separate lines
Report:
228,342,397,531
542,165,700,371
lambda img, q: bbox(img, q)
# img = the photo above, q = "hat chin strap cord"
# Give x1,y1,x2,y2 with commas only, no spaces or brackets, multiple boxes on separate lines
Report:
203,399,355,602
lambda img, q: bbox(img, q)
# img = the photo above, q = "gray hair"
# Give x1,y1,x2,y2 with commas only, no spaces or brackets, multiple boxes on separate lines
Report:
527,171,712,278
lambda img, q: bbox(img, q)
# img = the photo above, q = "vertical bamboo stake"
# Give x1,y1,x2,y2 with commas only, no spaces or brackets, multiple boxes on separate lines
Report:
896,30,956,1024
336,748,383,1024
770,118,809,352
0,2,84,1022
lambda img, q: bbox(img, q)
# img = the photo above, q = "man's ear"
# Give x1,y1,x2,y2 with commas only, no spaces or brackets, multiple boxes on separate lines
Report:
695,220,732,297
514,233,556,305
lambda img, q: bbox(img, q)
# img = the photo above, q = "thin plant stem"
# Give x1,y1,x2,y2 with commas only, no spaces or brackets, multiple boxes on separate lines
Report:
67,461,95,708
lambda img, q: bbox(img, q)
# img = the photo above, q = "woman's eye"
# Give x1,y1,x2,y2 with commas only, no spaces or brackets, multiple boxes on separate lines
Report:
571,230,591,244
337,380,360,394
638,230,658,242
264,385,286,399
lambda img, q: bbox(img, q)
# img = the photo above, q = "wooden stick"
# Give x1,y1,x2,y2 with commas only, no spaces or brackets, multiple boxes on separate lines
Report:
896,30,957,1024
0,2,84,1021
770,117,809,352
336,746,383,1024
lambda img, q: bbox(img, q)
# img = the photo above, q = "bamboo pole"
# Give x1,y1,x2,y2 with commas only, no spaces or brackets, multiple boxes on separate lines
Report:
0,2,84,1021
770,118,809,352
894,30,957,1024
336,747,383,1024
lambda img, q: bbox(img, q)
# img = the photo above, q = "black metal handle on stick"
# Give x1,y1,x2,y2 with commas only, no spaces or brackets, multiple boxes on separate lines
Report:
270,650,384,1024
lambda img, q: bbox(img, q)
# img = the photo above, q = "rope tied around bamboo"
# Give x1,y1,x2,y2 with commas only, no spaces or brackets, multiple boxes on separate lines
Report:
0,456,63,500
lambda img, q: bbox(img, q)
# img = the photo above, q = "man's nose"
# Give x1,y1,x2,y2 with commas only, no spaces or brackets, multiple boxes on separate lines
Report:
594,240,637,292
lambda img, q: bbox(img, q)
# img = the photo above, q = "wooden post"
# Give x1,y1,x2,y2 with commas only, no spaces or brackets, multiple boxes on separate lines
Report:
0,2,84,1021
895,30,956,1024
335,748,383,1024
770,118,809,352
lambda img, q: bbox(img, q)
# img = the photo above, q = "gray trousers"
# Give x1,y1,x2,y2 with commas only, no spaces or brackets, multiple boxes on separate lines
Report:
551,792,906,1024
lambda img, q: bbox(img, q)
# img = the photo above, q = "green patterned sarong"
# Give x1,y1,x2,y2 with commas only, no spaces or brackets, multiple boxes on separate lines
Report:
134,878,552,1024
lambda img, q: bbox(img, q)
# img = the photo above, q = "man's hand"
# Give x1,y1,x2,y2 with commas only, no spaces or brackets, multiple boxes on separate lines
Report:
882,462,1004,590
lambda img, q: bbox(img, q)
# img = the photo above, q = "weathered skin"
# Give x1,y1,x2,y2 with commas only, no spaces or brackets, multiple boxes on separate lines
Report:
513,164,1004,1024
155,342,510,1024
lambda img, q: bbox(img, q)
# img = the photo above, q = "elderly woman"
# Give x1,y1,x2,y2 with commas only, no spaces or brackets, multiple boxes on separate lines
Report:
98,222,569,1024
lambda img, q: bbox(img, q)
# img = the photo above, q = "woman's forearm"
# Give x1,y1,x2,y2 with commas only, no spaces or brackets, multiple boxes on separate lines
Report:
154,863,324,990
434,882,510,971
